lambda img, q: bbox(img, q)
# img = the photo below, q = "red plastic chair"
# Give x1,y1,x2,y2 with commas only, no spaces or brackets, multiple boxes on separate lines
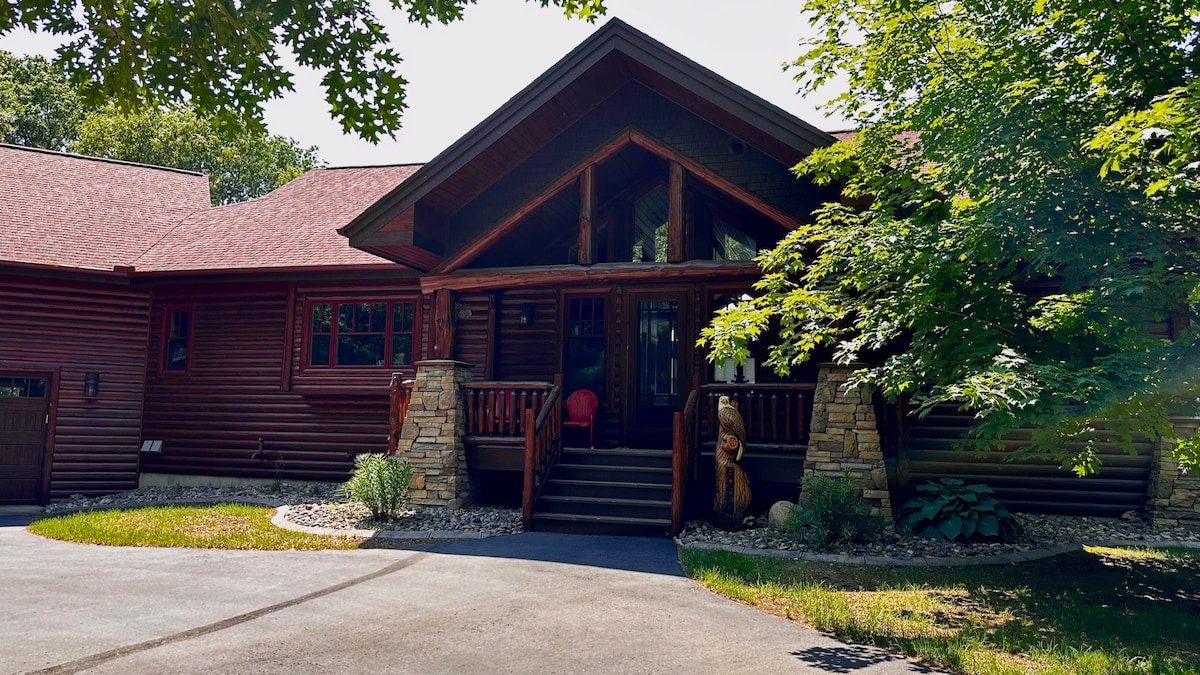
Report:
562,389,599,448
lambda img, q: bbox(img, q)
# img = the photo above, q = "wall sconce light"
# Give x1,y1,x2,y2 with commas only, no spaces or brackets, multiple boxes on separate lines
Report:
519,303,536,327
84,373,100,398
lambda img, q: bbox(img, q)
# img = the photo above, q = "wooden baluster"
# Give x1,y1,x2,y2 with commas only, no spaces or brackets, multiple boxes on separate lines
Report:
502,389,512,435
488,390,498,435
770,393,779,440
755,391,765,442
783,392,793,442
466,389,476,435
798,392,807,446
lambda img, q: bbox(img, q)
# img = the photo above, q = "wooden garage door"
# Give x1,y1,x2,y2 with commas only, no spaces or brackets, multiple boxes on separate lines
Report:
0,376,49,505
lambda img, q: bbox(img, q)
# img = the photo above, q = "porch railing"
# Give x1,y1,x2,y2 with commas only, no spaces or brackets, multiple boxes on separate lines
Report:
699,383,817,450
671,387,701,535
462,381,554,442
387,374,415,455
522,377,564,530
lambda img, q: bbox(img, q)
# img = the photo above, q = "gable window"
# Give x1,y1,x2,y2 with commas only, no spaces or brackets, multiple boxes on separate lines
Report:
307,300,417,368
162,307,191,372
712,215,756,261
632,185,669,263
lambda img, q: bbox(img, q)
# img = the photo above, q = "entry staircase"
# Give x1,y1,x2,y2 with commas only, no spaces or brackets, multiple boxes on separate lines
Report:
529,447,673,537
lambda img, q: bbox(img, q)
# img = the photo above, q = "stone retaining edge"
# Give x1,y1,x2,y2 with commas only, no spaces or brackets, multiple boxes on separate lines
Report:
271,505,489,541
38,500,493,543
679,539,1200,566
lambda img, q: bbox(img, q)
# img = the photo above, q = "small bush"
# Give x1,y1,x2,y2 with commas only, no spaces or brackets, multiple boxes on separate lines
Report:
788,473,882,550
899,478,1022,542
339,453,413,520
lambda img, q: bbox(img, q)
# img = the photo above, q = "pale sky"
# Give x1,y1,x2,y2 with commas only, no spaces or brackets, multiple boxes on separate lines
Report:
0,0,847,167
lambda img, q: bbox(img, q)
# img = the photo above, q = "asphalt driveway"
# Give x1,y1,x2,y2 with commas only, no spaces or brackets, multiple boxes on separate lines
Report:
0,519,936,674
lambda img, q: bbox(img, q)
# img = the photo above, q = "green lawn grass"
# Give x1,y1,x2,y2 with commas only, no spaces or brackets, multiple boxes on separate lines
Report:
29,503,364,550
681,546,1200,675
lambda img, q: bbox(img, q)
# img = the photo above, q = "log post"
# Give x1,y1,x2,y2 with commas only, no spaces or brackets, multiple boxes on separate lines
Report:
432,288,456,359
667,161,686,262
578,164,596,265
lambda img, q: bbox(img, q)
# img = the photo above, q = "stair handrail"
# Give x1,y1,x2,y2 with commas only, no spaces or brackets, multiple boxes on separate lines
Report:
522,375,564,530
387,373,416,456
671,386,701,535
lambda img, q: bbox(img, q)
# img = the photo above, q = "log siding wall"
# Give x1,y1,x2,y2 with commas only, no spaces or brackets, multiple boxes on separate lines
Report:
0,274,150,499
141,281,423,482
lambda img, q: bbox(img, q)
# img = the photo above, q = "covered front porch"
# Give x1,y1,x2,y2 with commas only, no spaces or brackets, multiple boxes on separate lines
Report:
388,356,887,536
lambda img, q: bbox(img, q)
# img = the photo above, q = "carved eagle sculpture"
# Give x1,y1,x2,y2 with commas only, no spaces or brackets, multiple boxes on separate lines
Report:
717,396,746,461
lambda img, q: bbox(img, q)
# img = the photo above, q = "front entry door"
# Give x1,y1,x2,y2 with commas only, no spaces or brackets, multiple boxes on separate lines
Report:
0,375,50,505
629,297,684,448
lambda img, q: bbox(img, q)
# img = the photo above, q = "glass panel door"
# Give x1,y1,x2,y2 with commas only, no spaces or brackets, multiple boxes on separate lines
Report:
634,300,679,442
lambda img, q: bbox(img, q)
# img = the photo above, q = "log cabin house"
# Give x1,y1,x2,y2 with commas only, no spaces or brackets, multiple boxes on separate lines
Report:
3,20,1190,534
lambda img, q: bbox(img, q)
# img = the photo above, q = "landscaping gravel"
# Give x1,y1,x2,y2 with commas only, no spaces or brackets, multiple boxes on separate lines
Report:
676,512,1200,559
42,483,522,537
44,484,1198,560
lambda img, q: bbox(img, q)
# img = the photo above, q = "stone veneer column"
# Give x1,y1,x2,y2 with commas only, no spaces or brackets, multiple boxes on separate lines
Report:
1146,418,1200,528
394,360,473,509
804,363,893,523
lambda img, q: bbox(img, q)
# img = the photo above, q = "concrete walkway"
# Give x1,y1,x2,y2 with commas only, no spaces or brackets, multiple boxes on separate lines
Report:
0,519,937,674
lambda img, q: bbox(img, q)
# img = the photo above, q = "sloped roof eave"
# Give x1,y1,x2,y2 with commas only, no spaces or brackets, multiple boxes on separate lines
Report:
342,18,838,248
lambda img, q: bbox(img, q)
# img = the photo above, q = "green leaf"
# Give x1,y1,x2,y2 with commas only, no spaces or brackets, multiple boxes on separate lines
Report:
978,514,1000,537
938,514,963,540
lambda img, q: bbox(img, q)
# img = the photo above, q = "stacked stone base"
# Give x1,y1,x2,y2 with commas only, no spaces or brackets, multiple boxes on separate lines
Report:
1147,418,1200,528
394,360,473,510
804,364,892,523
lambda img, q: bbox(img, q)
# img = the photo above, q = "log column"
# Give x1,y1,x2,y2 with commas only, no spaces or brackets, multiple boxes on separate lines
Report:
431,288,456,359
667,161,686,262
578,164,596,265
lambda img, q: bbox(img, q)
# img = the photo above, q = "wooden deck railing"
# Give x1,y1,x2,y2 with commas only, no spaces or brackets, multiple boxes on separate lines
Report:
522,377,563,530
700,383,817,450
671,387,701,535
387,373,415,455
462,381,554,441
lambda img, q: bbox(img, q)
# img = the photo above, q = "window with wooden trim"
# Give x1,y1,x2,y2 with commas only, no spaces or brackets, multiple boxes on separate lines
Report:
563,296,606,397
306,300,417,368
162,307,191,372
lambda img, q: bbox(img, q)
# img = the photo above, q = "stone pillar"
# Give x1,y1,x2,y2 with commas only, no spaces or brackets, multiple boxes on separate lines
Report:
394,360,473,509
805,363,893,522
1146,418,1199,527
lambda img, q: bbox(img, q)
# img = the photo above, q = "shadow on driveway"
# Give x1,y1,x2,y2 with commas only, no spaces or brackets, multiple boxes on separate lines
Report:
425,531,685,576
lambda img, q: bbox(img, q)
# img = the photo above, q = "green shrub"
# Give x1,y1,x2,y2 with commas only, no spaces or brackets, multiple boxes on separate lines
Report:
788,473,882,550
339,453,413,520
899,478,1022,542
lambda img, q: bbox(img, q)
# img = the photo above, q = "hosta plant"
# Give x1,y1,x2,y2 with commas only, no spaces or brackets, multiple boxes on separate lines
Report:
339,453,413,520
899,479,1022,543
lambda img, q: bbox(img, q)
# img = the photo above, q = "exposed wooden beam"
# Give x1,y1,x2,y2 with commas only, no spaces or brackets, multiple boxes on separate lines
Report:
628,130,802,232
421,260,761,293
433,131,635,274
578,164,596,265
667,161,685,262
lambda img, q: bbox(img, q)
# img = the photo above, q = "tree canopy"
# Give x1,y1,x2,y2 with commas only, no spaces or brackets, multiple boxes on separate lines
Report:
702,0,1200,473
1,51,320,205
73,105,321,206
0,0,607,142
0,51,82,149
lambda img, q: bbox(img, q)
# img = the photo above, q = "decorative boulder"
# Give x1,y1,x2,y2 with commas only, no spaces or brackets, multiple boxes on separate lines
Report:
767,500,795,530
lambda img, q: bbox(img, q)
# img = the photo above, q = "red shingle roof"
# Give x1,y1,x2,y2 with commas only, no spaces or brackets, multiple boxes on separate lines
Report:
0,143,423,273
0,144,211,271
133,165,421,272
